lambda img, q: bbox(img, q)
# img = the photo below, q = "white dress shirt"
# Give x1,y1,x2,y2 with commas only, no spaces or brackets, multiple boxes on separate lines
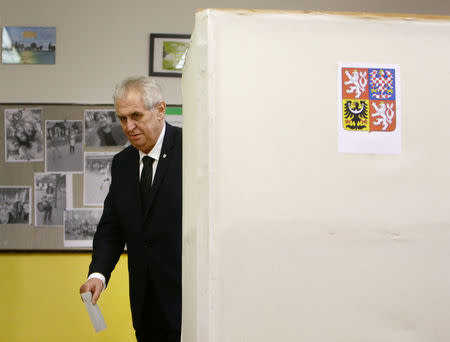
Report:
88,124,166,290
138,123,166,184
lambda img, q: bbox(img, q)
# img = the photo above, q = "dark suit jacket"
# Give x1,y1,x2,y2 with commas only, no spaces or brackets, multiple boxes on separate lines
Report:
89,123,182,332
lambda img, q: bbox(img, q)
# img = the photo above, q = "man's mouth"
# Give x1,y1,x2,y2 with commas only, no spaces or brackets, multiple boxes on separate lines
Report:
129,133,141,139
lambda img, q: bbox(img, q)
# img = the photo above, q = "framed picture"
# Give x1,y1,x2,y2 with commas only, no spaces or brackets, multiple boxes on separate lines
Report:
149,33,190,77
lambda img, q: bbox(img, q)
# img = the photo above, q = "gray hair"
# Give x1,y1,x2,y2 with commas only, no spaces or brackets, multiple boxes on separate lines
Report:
113,76,164,110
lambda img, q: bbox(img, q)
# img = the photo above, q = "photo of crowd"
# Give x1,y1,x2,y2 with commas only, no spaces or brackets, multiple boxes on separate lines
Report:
64,209,102,247
0,186,31,224
5,108,44,162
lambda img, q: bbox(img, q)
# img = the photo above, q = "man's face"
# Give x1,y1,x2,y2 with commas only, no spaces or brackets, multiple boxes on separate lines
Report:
115,88,165,153
97,113,111,129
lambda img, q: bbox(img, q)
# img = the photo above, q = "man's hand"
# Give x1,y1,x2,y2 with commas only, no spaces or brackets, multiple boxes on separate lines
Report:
80,278,104,305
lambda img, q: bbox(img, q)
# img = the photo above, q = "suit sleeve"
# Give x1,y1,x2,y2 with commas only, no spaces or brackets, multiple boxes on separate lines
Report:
88,155,125,286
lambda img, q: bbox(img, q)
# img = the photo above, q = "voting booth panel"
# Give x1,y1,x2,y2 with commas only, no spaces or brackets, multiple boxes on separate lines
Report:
183,10,450,342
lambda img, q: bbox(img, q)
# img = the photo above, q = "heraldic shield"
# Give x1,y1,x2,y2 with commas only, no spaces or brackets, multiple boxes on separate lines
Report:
342,67,396,132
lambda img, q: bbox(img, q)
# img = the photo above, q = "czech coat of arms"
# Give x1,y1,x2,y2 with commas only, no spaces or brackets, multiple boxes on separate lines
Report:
342,67,396,132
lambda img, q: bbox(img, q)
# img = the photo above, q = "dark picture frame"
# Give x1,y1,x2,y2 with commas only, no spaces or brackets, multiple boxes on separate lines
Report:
149,33,190,78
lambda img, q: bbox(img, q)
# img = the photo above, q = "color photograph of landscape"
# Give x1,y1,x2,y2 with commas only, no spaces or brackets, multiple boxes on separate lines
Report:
2,26,55,64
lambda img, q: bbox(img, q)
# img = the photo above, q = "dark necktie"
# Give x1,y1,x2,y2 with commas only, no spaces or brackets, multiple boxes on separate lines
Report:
140,156,154,210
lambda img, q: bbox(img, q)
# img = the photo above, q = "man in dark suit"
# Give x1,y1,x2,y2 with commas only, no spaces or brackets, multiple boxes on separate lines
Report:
80,76,182,342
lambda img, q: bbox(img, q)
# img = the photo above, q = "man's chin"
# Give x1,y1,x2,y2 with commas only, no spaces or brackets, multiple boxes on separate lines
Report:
129,141,144,152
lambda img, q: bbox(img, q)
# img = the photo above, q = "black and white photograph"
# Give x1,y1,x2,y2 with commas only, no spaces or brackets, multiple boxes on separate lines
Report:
0,186,31,224
5,108,44,162
84,110,128,147
64,209,102,248
45,120,83,173
34,173,67,226
84,152,115,206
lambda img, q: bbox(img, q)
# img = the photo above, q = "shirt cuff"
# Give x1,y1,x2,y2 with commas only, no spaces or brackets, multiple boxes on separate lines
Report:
88,272,106,291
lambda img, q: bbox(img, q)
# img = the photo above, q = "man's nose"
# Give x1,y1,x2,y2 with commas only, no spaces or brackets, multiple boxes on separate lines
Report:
126,120,135,131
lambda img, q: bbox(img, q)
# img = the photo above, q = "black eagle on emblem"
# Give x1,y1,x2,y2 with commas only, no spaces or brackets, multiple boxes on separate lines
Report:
344,100,368,130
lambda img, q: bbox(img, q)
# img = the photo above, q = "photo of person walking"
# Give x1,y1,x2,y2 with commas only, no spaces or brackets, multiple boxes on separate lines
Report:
45,120,83,173
34,173,66,226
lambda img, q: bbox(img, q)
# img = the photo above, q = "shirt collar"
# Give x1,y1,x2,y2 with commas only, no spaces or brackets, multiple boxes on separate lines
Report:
138,123,166,163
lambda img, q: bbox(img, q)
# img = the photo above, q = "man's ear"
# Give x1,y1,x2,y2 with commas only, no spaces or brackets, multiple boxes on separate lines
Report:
156,101,166,120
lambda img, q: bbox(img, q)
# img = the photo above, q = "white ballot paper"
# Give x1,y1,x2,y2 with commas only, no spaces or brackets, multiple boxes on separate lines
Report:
81,292,107,332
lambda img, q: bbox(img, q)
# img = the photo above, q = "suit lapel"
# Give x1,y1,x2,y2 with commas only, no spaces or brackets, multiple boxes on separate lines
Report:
142,123,176,219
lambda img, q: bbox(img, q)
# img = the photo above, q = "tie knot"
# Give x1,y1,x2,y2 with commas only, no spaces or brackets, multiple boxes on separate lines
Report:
142,156,154,166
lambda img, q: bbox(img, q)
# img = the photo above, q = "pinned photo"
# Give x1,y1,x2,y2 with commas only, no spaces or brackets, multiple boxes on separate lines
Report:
34,173,67,226
84,110,128,147
0,186,31,224
46,120,83,172
5,108,44,162
84,152,116,206
64,209,102,248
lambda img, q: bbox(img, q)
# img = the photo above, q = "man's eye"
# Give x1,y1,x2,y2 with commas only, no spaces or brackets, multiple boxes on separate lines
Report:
119,117,126,123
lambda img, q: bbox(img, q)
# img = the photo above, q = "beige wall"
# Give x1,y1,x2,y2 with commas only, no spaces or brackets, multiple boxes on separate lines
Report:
0,0,449,104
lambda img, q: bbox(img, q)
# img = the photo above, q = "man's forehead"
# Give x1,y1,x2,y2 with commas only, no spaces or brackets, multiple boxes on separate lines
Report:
115,100,146,116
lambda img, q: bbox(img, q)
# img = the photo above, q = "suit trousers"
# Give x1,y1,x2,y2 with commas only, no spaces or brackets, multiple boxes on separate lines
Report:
135,269,181,342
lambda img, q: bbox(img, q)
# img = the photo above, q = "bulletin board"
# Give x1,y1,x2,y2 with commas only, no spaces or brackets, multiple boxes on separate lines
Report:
0,103,182,251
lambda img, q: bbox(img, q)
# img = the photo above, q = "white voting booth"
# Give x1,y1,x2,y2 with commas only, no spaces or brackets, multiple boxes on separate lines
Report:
182,10,450,342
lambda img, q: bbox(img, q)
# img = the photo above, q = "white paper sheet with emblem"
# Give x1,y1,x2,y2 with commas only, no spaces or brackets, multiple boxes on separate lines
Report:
338,62,401,154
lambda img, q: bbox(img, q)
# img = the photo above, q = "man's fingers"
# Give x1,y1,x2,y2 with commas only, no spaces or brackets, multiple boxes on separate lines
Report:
79,283,91,295
91,285,102,305
90,278,104,304
79,278,104,304
79,280,94,294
